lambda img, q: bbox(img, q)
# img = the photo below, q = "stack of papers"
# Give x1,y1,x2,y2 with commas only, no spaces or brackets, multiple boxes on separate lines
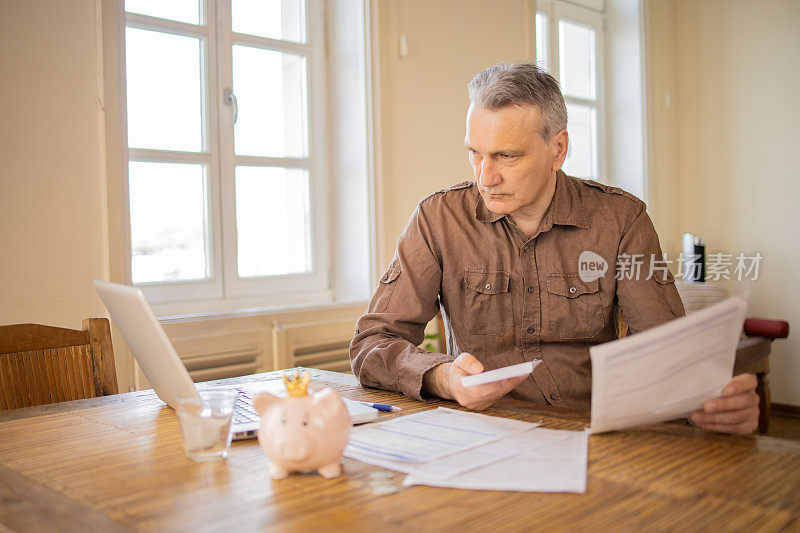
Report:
590,295,748,433
344,408,588,493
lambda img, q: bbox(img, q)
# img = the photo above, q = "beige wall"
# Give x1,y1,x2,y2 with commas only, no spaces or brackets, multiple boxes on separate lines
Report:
644,0,681,255
374,0,534,269
0,2,110,327
0,0,135,390
647,0,800,405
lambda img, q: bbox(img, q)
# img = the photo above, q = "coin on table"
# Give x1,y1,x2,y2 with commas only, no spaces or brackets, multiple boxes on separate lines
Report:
369,481,399,496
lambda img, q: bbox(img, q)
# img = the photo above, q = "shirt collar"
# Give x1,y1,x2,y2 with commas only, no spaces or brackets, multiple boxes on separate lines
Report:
474,170,590,229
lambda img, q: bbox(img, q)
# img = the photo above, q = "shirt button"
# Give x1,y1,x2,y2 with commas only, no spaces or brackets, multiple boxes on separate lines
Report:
550,394,557,401
569,286,577,294
382,274,388,281
527,287,534,294
485,283,492,291
527,327,535,334
523,245,531,253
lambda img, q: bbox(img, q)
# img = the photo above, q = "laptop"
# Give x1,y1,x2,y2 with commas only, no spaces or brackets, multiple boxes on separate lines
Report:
92,280,378,440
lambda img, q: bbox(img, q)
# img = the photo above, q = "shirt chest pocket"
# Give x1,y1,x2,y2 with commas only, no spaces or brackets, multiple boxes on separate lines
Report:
461,270,513,336
546,274,604,340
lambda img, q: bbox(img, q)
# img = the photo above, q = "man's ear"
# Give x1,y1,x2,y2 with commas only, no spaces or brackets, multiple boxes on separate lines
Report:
550,129,569,172
253,393,280,415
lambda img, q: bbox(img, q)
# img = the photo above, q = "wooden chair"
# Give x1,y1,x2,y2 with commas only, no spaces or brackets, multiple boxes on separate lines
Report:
0,318,118,410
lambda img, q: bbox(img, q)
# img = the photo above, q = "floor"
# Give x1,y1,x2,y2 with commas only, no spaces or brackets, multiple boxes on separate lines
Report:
766,414,800,440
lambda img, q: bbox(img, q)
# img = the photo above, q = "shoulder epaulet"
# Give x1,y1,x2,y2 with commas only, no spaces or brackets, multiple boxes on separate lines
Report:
581,178,643,204
433,180,473,195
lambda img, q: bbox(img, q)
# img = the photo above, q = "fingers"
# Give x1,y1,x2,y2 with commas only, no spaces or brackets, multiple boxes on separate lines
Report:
690,375,760,435
497,375,528,396
692,405,758,426
691,410,759,434
450,372,527,412
452,352,483,375
691,399,759,434
703,389,759,413
721,373,758,396
447,356,531,411
700,375,758,424
456,380,508,407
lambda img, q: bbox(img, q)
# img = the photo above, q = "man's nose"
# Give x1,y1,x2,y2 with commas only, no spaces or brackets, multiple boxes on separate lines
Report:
477,158,501,188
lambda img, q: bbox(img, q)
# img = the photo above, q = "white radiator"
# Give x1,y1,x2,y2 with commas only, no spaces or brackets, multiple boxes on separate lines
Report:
182,348,261,382
272,319,356,373
135,306,365,391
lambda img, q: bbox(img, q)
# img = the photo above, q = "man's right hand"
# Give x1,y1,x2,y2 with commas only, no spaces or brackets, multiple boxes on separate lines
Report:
422,353,527,411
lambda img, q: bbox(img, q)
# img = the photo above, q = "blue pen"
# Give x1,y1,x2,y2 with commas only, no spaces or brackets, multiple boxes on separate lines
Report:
357,401,401,412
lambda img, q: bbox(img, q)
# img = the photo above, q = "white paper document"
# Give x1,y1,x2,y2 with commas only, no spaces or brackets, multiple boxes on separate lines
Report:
590,295,748,434
402,427,589,493
461,360,541,387
344,407,534,464
344,408,588,493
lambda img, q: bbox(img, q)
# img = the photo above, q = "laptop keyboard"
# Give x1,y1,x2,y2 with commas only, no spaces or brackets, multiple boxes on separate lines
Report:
232,389,260,424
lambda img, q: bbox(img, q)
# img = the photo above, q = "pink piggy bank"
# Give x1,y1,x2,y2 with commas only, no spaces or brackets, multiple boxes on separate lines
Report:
253,388,351,478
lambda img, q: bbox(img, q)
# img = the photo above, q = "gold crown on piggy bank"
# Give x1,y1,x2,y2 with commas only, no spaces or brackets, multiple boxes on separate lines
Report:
282,369,311,396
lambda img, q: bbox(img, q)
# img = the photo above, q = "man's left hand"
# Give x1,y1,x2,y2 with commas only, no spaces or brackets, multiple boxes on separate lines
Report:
690,374,759,434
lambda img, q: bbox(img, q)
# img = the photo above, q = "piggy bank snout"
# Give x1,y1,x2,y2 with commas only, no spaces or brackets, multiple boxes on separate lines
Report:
279,437,313,462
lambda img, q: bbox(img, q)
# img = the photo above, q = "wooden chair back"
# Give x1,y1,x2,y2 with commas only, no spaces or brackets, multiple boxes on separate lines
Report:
0,318,118,410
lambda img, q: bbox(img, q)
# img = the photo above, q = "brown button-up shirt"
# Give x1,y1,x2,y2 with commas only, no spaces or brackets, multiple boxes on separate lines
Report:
350,171,686,411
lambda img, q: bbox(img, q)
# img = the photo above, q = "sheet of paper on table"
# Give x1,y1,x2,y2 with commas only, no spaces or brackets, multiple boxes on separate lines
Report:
344,407,589,493
403,427,589,493
344,407,536,463
590,295,748,434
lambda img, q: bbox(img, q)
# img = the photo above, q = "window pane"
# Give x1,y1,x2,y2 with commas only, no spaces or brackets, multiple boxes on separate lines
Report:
232,46,307,158
559,19,596,100
536,12,548,72
232,0,305,43
126,28,203,152
563,102,597,179
125,0,200,25
129,162,209,283
235,167,311,277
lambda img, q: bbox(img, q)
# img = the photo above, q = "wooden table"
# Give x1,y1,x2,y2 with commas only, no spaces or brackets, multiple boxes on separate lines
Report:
1,369,798,532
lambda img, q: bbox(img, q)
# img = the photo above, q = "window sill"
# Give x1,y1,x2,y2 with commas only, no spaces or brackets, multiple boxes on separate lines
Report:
152,292,368,323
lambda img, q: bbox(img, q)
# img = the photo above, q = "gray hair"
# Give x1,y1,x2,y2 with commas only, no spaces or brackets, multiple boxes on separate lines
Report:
468,62,568,141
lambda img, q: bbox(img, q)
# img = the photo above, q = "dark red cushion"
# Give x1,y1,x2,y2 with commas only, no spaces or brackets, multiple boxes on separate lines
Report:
744,318,790,339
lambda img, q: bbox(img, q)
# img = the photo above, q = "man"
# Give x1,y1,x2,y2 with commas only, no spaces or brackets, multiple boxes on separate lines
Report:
350,62,759,434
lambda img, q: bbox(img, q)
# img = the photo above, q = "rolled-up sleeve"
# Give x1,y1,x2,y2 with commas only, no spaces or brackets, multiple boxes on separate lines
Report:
349,201,456,400
615,203,686,334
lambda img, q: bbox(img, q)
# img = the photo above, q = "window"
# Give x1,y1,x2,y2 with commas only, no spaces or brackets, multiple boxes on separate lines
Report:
123,0,330,307
536,0,605,182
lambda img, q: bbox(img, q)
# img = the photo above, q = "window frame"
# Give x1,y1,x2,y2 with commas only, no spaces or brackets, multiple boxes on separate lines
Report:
536,0,607,183
122,0,332,308
216,0,331,300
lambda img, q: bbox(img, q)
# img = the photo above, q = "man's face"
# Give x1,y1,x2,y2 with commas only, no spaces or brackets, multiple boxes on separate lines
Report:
465,103,566,217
